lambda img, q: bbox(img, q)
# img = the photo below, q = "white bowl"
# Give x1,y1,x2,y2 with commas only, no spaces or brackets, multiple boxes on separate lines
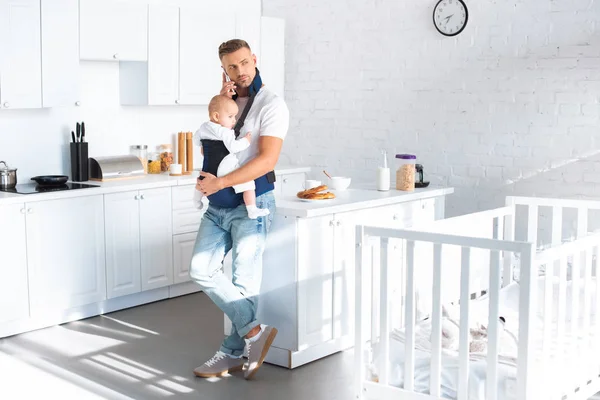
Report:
330,176,351,191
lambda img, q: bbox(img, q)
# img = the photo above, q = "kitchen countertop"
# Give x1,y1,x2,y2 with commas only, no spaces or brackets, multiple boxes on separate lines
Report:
275,187,454,218
0,165,311,206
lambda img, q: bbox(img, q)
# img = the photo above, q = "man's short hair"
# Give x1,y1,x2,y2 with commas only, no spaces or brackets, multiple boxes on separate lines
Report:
218,39,251,60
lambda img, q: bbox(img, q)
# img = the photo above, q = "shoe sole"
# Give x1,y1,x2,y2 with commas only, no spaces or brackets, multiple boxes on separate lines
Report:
193,364,244,378
245,327,278,380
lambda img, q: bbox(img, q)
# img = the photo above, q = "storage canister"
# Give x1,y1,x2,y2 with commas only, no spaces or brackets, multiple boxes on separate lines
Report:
395,154,416,191
130,145,148,174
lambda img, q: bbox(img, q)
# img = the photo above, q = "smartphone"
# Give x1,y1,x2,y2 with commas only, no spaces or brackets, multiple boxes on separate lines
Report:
223,68,236,95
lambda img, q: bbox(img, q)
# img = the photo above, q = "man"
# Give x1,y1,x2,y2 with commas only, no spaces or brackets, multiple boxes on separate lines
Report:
190,39,289,380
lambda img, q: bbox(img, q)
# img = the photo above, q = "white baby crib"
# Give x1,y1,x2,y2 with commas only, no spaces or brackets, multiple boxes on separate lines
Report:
354,196,600,400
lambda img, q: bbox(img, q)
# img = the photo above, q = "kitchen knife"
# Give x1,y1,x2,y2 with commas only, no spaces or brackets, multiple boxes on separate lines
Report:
81,122,85,142
71,131,76,143
76,122,80,142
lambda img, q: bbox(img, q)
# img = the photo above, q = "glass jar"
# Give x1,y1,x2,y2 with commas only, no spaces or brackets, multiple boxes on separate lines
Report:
395,154,416,191
148,152,162,174
159,144,174,172
130,145,148,174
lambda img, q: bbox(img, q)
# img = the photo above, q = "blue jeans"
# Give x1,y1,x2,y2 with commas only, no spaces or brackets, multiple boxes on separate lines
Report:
189,191,276,356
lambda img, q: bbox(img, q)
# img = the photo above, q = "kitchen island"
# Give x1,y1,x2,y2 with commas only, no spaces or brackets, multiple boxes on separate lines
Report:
223,186,453,368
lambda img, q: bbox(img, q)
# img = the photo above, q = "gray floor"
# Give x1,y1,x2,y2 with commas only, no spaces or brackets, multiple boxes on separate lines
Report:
0,293,354,400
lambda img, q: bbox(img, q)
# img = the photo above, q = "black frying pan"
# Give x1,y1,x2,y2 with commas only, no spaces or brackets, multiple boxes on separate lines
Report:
31,175,69,186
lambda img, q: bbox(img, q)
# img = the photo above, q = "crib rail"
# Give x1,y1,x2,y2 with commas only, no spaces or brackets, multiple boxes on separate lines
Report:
356,223,600,400
355,225,537,400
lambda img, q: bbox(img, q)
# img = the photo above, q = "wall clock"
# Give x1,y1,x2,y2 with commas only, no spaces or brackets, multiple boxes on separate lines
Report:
433,0,468,37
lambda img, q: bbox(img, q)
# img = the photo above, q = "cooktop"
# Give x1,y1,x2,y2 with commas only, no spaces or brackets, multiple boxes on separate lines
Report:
0,182,99,195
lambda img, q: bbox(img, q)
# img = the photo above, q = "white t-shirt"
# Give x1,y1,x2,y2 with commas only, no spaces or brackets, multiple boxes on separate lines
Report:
233,86,289,166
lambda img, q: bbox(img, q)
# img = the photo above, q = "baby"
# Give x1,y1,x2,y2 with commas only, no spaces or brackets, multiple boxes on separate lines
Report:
193,95,270,220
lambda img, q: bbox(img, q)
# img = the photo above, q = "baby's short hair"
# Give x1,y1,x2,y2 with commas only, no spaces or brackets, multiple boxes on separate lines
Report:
208,95,236,115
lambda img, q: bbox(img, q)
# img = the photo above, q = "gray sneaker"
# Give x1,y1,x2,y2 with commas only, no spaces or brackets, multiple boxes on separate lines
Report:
193,351,244,378
245,325,278,380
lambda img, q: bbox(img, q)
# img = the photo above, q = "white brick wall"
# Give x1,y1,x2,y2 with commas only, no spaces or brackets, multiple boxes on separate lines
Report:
263,0,600,217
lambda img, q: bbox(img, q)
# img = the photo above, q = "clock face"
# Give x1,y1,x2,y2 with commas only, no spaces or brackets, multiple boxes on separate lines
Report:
433,0,468,37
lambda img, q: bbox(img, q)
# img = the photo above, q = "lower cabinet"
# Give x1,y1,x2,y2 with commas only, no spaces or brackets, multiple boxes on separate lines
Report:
26,195,106,315
173,232,197,284
105,187,173,299
0,203,29,324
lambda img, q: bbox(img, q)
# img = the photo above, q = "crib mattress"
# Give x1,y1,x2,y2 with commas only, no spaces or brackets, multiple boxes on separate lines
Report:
369,317,600,399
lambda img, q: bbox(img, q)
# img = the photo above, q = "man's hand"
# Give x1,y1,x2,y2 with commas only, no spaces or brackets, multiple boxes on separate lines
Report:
220,72,236,99
198,172,225,196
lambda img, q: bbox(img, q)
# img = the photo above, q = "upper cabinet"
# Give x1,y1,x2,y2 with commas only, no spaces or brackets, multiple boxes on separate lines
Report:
179,5,236,105
79,0,148,62
0,0,80,110
0,0,281,109
41,0,81,107
0,0,42,109
120,3,237,106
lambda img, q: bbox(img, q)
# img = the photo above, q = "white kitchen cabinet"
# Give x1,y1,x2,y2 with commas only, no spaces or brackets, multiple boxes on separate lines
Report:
260,17,285,99
104,187,173,296
297,215,335,348
0,0,42,109
140,187,174,291
121,3,236,106
179,5,236,105
0,204,29,324
41,0,80,108
148,4,180,106
236,0,261,61
26,196,106,315
79,0,147,62
104,191,142,299
173,232,197,284
172,185,205,235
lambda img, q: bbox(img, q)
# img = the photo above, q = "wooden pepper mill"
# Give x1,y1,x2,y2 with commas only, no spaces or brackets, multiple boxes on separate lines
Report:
177,131,194,175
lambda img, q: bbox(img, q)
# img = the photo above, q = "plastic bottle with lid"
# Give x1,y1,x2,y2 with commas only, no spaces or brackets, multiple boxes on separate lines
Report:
395,154,416,191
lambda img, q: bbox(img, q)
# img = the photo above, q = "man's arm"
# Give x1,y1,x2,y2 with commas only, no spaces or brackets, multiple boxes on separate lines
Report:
223,135,282,185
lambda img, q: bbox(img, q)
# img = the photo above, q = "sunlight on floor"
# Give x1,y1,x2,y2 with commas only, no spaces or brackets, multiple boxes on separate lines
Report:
0,350,135,399
75,321,147,340
91,354,156,380
100,315,160,335
107,352,166,375
14,326,126,357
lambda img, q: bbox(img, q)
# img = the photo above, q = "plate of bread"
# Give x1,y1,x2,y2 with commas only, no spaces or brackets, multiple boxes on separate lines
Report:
296,185,336,202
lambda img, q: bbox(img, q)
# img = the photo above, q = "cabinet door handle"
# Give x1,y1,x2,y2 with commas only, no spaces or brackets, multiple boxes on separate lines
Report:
20,208,26,214
175,99,180,104
27,208,33,214
75,101,81,106
336,220,341,227
393,214,399,220
329,220,334,227
140,194,145,200
3,102,9,108
113,53,119,59
134,195,140,200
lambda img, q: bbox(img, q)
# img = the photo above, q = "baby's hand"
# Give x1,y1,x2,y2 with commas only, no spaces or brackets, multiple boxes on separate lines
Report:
245,132,252,143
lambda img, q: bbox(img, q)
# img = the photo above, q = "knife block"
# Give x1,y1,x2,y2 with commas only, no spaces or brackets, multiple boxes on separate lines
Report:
70,142,89,182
